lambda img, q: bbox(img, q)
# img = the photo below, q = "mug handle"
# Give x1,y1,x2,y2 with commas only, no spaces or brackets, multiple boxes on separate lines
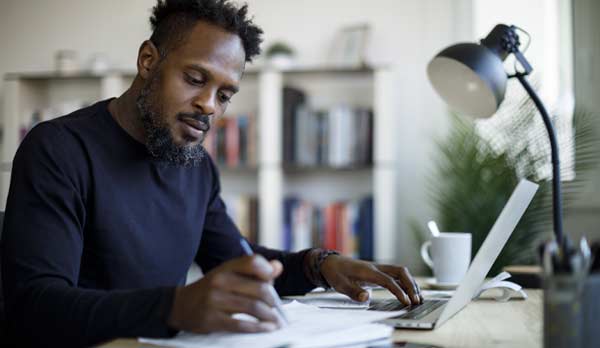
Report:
420,240,434,269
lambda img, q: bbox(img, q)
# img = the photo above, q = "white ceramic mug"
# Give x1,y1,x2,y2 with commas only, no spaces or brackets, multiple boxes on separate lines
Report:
420,232,472,284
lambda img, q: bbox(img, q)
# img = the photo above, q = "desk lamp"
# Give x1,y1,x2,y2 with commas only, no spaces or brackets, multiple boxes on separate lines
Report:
426,24,565,249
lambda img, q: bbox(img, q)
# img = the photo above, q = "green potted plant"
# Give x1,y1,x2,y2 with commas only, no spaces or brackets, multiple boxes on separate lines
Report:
265,41,295,68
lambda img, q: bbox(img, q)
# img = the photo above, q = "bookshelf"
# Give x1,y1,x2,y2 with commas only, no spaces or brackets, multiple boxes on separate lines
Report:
1,65,398,263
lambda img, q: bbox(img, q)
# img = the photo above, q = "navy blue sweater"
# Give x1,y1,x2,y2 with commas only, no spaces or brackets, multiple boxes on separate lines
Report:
1,99,315,347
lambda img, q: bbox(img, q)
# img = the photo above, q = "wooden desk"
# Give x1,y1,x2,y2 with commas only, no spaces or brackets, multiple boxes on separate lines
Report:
391,290,541,348
99,289,541,348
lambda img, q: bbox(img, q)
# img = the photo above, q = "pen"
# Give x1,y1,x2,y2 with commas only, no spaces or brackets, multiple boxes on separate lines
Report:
239,238,290,326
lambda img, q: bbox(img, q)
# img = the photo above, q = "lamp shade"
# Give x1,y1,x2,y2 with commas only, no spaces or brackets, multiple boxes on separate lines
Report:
427,43,508,118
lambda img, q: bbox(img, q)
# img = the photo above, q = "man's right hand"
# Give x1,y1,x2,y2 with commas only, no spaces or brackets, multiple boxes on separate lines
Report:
167,255,284,334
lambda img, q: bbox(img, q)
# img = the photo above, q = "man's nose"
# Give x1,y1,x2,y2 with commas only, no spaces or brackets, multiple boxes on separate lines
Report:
192,89,216,116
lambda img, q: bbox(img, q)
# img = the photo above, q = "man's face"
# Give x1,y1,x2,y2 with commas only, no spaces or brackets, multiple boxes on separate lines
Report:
137,21,245,166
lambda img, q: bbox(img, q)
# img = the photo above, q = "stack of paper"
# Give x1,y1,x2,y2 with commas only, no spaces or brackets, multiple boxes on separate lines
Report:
139,301,404,348
288,289,372,309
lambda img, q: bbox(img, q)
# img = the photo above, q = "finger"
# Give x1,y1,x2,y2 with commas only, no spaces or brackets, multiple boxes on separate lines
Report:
398,267,421,305
333,278,370,302
213,291,281,326
360,267,411,305
377,265,422,304
218,313,279,333
270,260,283,278
215,272,277,307
225,255,276,281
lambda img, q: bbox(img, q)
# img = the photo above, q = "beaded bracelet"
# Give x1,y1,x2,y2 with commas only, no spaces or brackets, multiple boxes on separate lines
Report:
313,249,340,289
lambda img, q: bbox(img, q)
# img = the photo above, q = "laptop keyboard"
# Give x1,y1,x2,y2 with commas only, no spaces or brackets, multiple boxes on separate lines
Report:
368,299,446,320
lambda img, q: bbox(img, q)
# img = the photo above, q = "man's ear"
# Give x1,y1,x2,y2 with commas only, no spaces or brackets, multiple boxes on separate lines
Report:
137,40,161,80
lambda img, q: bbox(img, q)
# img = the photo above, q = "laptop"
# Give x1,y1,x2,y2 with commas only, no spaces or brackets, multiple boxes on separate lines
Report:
369,179,538,329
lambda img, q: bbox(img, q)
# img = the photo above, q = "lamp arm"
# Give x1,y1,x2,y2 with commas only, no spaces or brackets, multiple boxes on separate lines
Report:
514,73,564,245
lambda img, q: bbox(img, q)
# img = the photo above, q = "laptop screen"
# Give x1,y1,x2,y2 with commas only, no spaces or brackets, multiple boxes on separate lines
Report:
436,179,539,326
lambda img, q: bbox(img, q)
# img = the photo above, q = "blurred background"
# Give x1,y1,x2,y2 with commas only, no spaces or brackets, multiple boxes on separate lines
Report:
0,0,598,275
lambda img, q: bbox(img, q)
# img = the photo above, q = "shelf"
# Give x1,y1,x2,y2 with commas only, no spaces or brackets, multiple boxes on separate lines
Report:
4,70,136,81
216,165,259,174
3,69,253,81
278,66,376,76
3,64,384,82
283,164,373,174
248,62,387,74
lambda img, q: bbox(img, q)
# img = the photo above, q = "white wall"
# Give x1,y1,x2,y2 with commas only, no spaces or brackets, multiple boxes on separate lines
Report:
0,0,151,75
0,0,465,74
568,0,600,242
473,0,572,112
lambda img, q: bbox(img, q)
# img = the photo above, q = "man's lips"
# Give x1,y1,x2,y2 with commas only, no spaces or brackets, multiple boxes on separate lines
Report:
181,117,209,132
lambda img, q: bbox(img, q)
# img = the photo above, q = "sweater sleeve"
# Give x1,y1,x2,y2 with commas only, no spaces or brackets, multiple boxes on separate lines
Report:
1,123,176,348
194,156,316,296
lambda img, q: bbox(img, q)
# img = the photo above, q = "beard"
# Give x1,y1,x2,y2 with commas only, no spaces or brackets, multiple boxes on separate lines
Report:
136,73,207,167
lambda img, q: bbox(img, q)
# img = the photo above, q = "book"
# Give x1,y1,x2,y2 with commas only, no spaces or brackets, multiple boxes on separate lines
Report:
358,197,374,261
294,105,319,167
282,87,306,164
292,201,313,251
283,198,299,251
223,195,260,244
248,197,259,243
238,115,249,165
247,113,257,167
225,117,239,167
214,117,228,164
316,110,329,165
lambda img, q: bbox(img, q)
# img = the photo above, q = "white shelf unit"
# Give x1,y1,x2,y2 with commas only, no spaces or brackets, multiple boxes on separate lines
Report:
256,67,398,263
1,66,398,263
1,72,130,213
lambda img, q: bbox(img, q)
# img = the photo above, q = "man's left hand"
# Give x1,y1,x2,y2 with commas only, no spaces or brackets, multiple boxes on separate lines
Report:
320,255,423,305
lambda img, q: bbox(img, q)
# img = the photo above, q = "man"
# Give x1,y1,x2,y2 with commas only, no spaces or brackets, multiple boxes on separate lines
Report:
1,0,421,347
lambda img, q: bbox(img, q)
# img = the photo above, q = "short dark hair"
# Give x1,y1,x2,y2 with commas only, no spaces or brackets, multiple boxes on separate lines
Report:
149,0,263,62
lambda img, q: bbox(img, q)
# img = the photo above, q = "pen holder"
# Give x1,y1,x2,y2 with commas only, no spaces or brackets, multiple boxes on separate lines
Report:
543,274,585,348
583,273,600,347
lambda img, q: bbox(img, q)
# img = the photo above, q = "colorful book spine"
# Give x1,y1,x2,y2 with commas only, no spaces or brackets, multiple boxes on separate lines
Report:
225,117,239,167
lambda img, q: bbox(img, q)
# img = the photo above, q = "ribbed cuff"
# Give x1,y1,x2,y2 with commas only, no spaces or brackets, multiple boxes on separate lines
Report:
276,248,316,296
122,286,179,339
160,287,180,337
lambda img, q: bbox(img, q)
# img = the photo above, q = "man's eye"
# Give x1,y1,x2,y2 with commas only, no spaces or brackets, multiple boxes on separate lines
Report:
185,74,204,86
219,93,232,104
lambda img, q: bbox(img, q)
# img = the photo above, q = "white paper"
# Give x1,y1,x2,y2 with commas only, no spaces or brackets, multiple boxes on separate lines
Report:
421,289,454,299
289,288,372,309
473,271,527,301
139,300,402,348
